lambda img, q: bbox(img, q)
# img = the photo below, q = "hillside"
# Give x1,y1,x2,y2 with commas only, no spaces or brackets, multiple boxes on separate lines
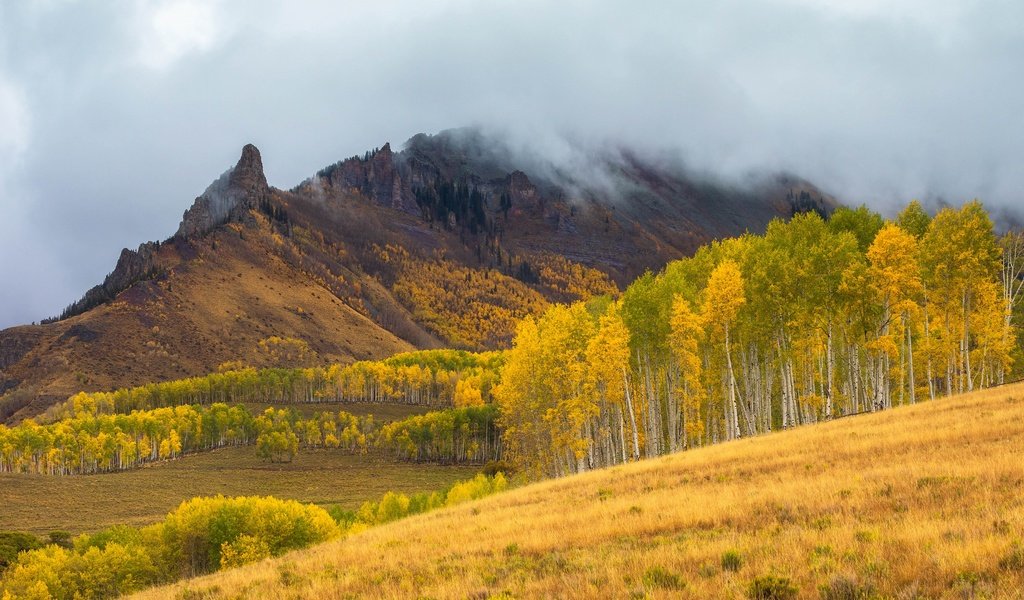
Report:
0,129,836,422
138,383,1024,599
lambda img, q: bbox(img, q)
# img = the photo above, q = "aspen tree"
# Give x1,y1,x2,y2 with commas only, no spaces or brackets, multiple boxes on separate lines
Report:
868,224,923,405
703,260,746,441
669,295,705,447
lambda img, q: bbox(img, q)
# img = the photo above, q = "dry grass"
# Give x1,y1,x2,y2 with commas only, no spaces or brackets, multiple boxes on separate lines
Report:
135,384,1024,599
0,447,476,535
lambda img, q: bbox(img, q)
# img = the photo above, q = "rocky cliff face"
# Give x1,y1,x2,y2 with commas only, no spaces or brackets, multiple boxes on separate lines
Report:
47,145,272,324
177,144,271,237
46,242,162,323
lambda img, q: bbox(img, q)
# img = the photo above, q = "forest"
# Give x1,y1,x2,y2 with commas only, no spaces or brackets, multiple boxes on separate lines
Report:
495,201,1024,477
0,402,500,475
3,202,1021,480
0,349,504,475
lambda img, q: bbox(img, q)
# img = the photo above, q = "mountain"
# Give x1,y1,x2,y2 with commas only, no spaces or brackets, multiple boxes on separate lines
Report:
0,128,837,422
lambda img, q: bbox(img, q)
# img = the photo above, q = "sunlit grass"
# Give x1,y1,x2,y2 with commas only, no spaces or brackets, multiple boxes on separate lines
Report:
135,384,1024,599
0,447,476,535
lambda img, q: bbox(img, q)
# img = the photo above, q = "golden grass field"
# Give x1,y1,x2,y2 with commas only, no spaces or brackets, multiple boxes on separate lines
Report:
0,447,476,535
134,383,1024,599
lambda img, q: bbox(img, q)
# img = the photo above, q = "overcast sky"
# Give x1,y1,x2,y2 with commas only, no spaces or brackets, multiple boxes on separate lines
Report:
0,0,1022,328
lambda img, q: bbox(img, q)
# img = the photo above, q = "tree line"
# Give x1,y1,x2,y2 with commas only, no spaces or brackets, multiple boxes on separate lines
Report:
40,349,503,422
376,404,501,464
495,201,1024,478
0,400,500,475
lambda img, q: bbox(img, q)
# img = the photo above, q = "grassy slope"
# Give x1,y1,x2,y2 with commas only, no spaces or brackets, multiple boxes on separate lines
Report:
0,402,457,535
137,383,1024,599
0,448,476,536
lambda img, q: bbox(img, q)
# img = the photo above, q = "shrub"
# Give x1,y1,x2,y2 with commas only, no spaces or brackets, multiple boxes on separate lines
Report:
819,575,878,600
375,491,412,524
0,532,42,570
1,542,159,600
482,460,514,477
642,566,686,590
156,495,340,578
747,575,797,600
219,535,271,569
445,473,508,506
722,549,743,572
1000,542,1024,571
47,531,73,549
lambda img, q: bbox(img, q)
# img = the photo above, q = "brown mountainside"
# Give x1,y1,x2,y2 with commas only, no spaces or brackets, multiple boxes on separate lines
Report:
0,129,837,422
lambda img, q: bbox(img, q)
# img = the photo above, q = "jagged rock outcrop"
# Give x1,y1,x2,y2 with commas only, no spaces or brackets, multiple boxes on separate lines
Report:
177,144,271,238
47,241,161,322
50,145,270,323
505,170,541,210
317,143,414,213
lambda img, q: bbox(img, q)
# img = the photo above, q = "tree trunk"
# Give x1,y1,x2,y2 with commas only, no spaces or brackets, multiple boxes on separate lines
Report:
622,368,641,461
906,315,916,404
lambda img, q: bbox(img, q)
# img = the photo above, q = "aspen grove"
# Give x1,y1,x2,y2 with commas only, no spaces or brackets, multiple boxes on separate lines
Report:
494,201,1024,477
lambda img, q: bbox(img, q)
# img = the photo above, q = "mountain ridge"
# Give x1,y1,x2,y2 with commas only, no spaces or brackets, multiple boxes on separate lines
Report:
0,128,838,422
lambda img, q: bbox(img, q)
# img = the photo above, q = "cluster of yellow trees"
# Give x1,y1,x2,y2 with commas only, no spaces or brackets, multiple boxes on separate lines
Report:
375,243,618,349
0,474,510,599
41,350,502,421
0,496,340,599
384,244,550,349
376,404,501,463
0,404,376,475
8,202,1020,482
495,202,1024,477
530,251,620,302
0,400,501,474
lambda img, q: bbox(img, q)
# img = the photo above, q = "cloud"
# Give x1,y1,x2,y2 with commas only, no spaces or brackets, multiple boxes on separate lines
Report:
134,0,227,70
0,0,1021,327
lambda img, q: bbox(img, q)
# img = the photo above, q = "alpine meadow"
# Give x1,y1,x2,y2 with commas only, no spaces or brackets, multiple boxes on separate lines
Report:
3,2,1024,598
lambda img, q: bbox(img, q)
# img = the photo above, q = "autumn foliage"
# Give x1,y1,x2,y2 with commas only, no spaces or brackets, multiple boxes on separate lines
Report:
496,201,1023,476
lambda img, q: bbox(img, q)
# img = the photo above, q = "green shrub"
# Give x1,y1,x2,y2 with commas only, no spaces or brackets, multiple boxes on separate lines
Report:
642,566,686,590
482,460,514,477
0,531,42,570
47,531,73,550
747,575,797,600
819,575,877,600
722,549,743,572
153,495,340,578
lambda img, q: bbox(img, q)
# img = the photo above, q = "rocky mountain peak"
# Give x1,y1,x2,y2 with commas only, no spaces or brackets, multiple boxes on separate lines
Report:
228,143,268,196
177,144,270,238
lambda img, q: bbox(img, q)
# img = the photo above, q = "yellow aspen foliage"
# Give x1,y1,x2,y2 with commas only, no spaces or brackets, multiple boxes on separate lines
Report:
219,535,271,569
454,378,484,407
669,295,705,443
703,259,745,327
